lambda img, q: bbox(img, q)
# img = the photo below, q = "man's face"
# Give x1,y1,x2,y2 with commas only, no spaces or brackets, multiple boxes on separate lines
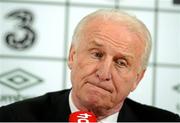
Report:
68,19,146,111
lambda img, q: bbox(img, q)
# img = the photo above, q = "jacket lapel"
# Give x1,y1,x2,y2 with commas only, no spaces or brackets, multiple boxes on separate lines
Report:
52,89,71,121
117,98,138,121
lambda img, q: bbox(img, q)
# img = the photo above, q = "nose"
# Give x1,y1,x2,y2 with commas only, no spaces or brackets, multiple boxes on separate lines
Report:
96,59,112,81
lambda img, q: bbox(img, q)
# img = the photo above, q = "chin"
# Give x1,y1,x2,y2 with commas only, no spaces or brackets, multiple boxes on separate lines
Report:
78,85,111,107
82,92,111,109
84,91,99,102
79,91,98,105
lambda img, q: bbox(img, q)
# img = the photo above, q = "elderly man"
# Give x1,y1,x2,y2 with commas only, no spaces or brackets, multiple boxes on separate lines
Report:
0,9,179,122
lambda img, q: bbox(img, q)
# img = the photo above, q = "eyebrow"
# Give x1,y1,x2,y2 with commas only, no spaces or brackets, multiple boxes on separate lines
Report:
89,40,103,47
89,40,134,60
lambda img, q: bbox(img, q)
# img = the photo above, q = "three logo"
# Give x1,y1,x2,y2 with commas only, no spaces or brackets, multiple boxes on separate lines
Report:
4,9,36,50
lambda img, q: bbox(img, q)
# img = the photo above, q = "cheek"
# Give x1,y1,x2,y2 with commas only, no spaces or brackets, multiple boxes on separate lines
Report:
112,73,136,101
71,59,97,88
75,57,98,77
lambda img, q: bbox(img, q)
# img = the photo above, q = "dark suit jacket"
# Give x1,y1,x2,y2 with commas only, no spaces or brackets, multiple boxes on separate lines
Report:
0,89,179,121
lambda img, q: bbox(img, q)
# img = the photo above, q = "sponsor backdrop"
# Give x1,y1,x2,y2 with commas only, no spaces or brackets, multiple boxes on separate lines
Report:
0,0,179,115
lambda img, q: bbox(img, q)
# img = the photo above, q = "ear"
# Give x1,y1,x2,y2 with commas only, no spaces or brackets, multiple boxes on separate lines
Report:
131,69,146,92
68,45,76,70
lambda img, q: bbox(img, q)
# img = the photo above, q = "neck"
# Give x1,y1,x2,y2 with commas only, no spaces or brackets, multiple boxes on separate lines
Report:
71,91,124,120
89,102,123,120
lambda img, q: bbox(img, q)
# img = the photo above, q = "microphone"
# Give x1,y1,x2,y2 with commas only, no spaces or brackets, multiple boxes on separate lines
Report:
69,111,97,123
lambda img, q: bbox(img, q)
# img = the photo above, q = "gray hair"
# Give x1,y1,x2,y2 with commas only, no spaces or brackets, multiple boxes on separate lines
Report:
71,9,152,69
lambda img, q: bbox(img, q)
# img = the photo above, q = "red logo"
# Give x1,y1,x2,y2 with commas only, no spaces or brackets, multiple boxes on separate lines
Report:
69,111,97,123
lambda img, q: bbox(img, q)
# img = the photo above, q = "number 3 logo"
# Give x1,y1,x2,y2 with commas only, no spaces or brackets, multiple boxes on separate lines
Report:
5,9,36,50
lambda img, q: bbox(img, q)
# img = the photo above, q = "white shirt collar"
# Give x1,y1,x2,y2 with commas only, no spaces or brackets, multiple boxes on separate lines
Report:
69,91,119,123
69,90,79,113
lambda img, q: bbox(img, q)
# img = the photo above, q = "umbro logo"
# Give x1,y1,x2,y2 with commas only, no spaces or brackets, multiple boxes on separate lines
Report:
0,68,42,91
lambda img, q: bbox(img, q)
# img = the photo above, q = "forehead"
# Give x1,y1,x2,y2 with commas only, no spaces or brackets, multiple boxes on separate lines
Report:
84,18,141,43
87,20,143,46
79,18,145,59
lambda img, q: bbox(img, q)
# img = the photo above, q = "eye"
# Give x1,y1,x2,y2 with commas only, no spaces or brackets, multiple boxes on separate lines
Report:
91,50,103,59
116,59,127,68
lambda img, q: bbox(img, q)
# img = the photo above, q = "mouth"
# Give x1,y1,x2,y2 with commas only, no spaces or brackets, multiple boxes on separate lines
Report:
86,81,113,94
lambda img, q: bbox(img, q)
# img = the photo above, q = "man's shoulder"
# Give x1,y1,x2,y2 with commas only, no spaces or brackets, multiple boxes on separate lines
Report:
0,89,70,108
124,98,180,121
0,89,71,121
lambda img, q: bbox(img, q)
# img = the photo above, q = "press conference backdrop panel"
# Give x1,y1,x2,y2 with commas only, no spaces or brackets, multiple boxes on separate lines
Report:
0,0,179,115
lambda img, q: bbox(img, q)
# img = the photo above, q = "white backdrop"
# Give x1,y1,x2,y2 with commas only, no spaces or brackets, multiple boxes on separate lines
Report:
0,0,179,115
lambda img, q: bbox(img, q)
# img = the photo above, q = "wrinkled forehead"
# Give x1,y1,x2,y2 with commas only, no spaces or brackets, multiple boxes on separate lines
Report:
79,18,146,58
82,17,144,45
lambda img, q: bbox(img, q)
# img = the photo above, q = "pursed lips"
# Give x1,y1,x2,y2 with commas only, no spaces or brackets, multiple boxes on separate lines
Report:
86,81,113,93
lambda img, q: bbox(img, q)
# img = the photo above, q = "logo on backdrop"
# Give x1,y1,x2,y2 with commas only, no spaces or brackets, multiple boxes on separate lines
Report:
4,9,36,50
0,68,43,104
173,84,180,112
